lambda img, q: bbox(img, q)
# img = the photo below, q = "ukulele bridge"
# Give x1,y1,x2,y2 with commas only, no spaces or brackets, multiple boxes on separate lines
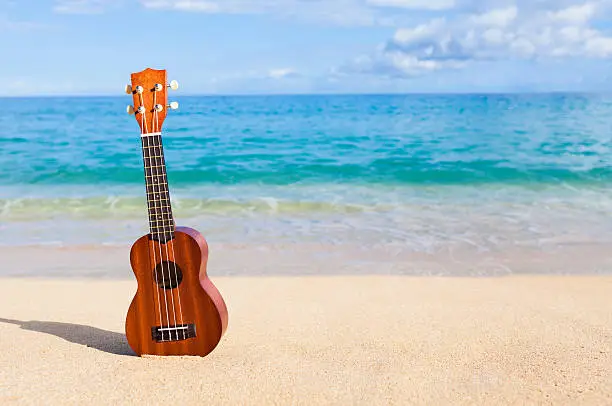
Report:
151,323,197,342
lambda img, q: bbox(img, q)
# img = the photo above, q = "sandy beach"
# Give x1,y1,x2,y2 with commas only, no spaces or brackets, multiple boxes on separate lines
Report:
0,275,610,405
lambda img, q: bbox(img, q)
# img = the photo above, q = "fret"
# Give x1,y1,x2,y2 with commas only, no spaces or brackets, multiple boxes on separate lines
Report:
145,175,168,182
149,221,174,227
148,218,173,223
144,189,169,196
149,220,173,226
149,222,173,228
145,190,169,195
148,222,174,227
145,181,168,190
144,175,167,182
143,164,166,170
145,182,168,194
145,194,169,200
145,193,169,198
148,212,173,218
149,214,172,220
148,205,172,210
148,214,173,221
145,182,167,188
145,200,172,210
149,225,175,231
148,208,172,214
147,205,173,211
148,220,172,226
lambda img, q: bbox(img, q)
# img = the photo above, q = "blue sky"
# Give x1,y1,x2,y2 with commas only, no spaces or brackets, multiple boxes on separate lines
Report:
2,0,612,95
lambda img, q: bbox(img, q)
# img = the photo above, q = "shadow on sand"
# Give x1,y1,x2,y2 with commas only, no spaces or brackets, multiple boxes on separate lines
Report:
0,317,135,356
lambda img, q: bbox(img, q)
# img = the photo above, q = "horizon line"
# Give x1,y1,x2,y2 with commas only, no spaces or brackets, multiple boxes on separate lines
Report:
0,90,610,99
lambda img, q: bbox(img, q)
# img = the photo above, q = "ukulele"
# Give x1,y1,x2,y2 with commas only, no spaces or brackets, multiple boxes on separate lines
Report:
124,68,228,356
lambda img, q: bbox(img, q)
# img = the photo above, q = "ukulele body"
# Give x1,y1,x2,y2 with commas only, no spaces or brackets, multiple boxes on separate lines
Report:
125,226,228,356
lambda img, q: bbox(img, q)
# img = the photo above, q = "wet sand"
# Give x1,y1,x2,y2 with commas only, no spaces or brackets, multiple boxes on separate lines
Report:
3,242,612,277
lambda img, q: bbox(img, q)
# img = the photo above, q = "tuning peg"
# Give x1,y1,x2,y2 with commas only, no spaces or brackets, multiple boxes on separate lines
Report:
126,105,134,115
154,104,164,112
168,101,179,110
125,84,133,94
168,80,179,91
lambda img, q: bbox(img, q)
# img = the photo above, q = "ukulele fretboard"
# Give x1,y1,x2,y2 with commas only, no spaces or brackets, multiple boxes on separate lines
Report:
141,133,175,243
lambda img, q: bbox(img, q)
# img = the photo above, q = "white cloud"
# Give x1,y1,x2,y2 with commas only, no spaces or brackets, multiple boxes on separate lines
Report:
142,0,457,12
209,68,302,83
143,0,248,13
49,0,455,25
342,49,465,77
53,0,460,19
54,0,120,14
0,14,46,31
146,1,387,25
365,0,455,10
345,1,612,77
140,0,457,25
548,3,596,24
2,77,84,96
268,68,299,78
469,6,517,26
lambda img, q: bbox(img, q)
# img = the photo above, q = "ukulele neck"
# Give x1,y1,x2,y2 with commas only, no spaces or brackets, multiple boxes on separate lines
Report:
141,132,175,243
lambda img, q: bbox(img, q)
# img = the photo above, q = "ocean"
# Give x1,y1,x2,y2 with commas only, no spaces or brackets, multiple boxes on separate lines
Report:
2,93,612,276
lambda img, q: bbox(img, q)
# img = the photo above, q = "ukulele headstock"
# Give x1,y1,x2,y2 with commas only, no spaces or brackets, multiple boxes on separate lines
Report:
126,68,179,134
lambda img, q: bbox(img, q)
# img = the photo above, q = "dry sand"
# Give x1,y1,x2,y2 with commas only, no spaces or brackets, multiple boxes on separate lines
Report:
0,276,610,405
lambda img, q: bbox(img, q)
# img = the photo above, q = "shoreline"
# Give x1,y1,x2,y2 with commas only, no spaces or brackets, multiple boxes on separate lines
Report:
1,275,610,404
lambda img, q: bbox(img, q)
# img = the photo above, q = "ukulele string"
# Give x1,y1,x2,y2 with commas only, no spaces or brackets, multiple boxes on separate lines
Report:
151,90,178,340
140,134,163,335
140,91,171,341
140,92,165,339
153,90,186,340
147,90,175,341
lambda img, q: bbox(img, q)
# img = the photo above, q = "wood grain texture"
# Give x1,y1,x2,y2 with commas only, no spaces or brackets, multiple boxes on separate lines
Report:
129,68,168,134
125,226,228,356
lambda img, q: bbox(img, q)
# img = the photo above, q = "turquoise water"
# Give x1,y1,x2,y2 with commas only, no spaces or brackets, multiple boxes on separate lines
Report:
2,94,611,186
1,94,612,271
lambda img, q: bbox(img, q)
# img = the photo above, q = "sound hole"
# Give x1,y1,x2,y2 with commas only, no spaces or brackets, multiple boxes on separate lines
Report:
153,261,183,289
